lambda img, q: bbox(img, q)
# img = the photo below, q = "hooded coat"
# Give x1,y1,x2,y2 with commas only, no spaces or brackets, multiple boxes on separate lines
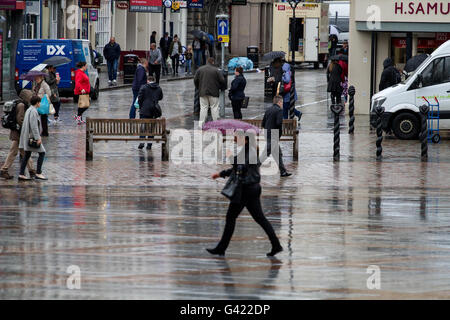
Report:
327,62,343,93
379,58,401,91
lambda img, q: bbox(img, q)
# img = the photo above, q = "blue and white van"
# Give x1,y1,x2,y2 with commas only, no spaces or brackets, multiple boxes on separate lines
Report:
15,39,99,100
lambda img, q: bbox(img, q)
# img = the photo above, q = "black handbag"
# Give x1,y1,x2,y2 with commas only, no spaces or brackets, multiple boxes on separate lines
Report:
28,138,40,148
242,96,250,109
221,170,243,202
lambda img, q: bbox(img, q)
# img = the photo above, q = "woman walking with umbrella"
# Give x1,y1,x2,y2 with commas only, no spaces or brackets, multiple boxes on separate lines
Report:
204,120,283,257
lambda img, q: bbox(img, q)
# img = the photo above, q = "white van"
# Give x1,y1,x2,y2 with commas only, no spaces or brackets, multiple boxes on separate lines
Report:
371,40,450,140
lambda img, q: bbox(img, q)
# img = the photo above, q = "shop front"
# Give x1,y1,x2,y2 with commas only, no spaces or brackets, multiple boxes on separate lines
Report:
349,0,450,114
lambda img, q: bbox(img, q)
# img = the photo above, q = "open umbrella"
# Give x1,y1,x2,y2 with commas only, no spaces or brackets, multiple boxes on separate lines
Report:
330,55,348,62
190,30,211,44
202,119,260,135
404,54,429,73
262,51,286,62
42,56,71,67
19,70,47,81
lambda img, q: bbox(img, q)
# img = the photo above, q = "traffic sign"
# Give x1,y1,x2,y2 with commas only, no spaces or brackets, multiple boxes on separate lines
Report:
217,19,229,37
218,35,229,43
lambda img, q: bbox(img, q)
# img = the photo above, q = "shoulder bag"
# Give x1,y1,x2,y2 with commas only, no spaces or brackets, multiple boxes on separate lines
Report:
242,96,250,109
221,169,243,203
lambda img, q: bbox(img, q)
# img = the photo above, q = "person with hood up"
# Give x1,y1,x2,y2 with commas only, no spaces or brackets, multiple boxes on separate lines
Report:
379,57,401,91
137,75,163,150
130,58,149,119
281,62,302,121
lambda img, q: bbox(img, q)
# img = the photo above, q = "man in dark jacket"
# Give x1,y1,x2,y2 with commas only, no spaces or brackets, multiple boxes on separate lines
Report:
379,57,401,91
194,57,226,127
129,58,149,119
103,37,121,86
0,90,35,179
159,32,172,76
261,95,291,177
137,75,163,150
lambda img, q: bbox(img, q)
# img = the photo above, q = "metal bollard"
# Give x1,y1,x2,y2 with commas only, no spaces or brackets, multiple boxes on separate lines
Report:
419,104,429,161
331,104,344,161
348,86,356,135
375,106,385,161
289,86,296,119
194,88,200,115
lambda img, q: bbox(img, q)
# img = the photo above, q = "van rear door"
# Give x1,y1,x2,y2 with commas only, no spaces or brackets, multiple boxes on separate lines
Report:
305,18,319,62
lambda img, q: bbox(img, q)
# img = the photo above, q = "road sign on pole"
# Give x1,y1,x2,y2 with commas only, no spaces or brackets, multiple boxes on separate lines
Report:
217,18,229,43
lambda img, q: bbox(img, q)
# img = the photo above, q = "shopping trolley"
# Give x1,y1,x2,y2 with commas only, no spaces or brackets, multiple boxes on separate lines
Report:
422,96,441,144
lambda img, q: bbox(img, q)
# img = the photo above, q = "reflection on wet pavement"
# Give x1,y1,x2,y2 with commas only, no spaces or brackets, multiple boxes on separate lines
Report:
1,70,450,299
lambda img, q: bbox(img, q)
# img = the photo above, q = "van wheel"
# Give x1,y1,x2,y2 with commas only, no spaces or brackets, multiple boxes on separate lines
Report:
392,113,420,140
91,81,99,101
73,95,79,103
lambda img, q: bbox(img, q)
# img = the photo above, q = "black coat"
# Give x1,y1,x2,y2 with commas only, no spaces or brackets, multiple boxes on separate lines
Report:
138,82,163,118
229,74,246,101
262,104,283,139
159,36,172,57
327,63,343,93
103,42,121,61
220,143,261,187
379,58,401,91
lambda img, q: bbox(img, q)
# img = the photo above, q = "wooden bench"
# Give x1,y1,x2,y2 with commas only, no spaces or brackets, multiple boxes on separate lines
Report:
240,119,299,160
85,118,170,161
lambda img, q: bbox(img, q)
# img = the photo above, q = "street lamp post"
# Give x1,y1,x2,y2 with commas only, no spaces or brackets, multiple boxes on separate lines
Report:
288,0,300,120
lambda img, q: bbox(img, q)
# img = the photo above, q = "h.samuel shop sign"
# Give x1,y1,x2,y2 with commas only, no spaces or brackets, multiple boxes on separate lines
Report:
355,0,450,24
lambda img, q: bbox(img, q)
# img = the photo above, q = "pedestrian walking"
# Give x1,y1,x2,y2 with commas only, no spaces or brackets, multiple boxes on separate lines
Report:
18,95,47,181
0,90,35,180
327,59,344,105
228,66,246,119
261,95,292,177
150,31,157,45
130,58,149,119
207,135,283,257
266,58,283,98
103,37,121,86
159,32,172,76
192,37,203,69
44,65,61,122
337,50,349,102
169,35,182,76
194,57,226,127
281,62,302,121
328,34,338,58
185,45,193,75
74,61,90,125
32,74,52,137
137,75,163,150
379,57,401,91
148,43,162,84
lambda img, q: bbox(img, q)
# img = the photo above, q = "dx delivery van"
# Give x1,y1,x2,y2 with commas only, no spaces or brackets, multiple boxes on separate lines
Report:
371,40,450,140
15,39,100,101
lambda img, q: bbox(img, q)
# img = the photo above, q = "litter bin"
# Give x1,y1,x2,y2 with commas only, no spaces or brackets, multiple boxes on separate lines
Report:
247,46,259,69
123,54,139,84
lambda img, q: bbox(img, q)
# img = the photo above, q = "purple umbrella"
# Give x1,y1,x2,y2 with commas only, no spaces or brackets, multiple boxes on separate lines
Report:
19,71,47,81
202,119,260,135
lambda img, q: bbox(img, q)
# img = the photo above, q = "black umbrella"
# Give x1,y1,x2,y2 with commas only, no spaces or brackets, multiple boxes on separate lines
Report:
42,56,72,67
262,51,286,62
404,54,428,73
190,30,211,43
330,55,348,62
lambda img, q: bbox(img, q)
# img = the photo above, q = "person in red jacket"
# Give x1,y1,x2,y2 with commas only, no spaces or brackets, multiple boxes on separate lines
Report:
337,49,349,102
74,61,91,124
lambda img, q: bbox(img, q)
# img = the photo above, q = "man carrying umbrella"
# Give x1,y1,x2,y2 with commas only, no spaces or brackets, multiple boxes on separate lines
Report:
44,65,61,122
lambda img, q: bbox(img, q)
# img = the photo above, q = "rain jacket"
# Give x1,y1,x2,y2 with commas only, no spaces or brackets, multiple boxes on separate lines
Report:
262,104,284,139
132,64,148,92
103,42,121,62
282,63,298,102
327,62,343,93
194,63,226,98
137,82,163,118
74,69,90,95
379,57,401,91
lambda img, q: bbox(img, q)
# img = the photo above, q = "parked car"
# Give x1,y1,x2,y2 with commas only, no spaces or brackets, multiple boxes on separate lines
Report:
15,39,100,100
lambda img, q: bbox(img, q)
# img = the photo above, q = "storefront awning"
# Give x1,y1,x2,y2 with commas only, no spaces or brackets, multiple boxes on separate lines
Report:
356,22,450,33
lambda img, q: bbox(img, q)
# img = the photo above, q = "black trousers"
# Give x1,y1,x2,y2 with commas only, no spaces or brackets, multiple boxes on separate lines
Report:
53,101,61,118
40,114,48,136
215,184,280,252
149,64,161,83
231,99,243,119
20,151,45,175
331,90,342,105
171,54,179,74
77,108,87,118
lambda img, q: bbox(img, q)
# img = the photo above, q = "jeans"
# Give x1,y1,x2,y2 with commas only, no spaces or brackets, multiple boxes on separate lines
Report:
194,49,202,68
185,59,192,74
171,54,179,75
283,100,302,119
129,89,139,119
107,59,118,81
214,184,281,252
20,151,45,175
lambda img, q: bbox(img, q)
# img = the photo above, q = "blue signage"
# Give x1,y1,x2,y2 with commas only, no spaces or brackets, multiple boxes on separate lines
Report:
217,19,229,36
187,0,203,9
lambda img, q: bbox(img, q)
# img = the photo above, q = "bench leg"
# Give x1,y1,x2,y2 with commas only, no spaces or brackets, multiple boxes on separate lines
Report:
293,137,299,161
161,141,169,161
86,131,93,161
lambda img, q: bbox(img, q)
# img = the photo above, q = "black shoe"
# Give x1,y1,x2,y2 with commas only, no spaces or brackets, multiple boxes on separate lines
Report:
206,248,225,256
280,172,292,177
138,143,145,149
267,245,283,257
146,144,152,150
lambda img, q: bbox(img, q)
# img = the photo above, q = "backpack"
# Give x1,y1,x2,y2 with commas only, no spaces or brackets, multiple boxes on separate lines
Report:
1,100,21,131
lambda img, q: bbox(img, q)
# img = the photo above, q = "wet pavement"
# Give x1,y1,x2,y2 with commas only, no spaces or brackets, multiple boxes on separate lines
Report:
1,69,450,299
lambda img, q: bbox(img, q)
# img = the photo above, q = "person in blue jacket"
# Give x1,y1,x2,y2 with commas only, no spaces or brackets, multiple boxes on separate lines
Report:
282,62,302,122
130,58,149,119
